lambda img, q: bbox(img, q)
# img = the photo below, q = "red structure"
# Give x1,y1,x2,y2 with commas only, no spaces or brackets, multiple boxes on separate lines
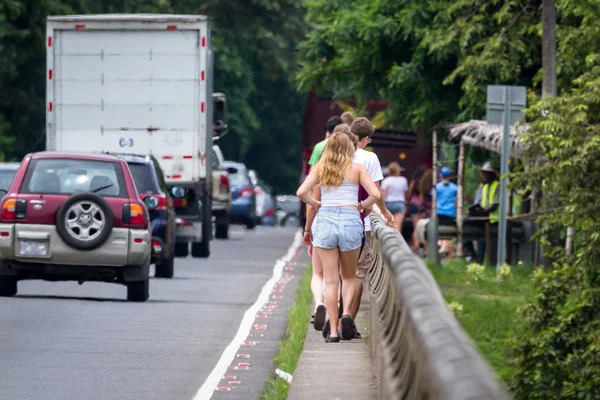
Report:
301,91,432,180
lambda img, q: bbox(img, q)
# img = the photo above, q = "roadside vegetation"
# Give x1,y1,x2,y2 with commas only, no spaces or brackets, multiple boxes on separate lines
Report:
428,260,534,383
261,264,313,400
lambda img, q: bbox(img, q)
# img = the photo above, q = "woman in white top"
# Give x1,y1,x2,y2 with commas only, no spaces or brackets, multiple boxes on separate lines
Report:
381,162,408,233
297,132,380,342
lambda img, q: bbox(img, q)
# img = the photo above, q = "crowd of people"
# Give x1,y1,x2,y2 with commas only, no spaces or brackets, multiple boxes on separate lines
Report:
296,112,503,342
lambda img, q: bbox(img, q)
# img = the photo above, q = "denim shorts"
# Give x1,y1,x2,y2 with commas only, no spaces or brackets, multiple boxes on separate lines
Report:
312,207,364,252
385,201,406,215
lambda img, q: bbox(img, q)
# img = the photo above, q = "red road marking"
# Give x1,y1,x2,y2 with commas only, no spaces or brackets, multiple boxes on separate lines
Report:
237,362,250,367
255,324,267,330
229,381,241,385
256,313,269,318
216,387,231,391
237,354,250,358
230,365,249,370
251,333,264,337
273,295,283,300
222,375,237,380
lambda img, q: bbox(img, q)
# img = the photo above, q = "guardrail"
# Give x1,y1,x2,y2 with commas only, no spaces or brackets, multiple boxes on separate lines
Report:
367,215,511,400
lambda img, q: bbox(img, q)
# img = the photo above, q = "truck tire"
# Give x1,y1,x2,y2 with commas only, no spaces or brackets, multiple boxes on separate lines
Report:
127,279,149,302
0,277,17,297
155,252,174,278
191,194,211,258
174,242,189,258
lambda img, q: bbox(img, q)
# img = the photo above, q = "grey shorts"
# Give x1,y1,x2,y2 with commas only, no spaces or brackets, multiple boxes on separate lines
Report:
312,207,364,252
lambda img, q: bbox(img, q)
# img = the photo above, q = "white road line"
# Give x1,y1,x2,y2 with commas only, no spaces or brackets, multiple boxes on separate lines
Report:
192,230,304,399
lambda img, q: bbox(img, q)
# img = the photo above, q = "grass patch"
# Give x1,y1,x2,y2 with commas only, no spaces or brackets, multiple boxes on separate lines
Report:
261,263,313,400
427,260,534,383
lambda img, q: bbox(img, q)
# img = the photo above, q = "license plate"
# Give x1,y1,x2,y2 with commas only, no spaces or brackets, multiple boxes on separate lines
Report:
18,240,49,257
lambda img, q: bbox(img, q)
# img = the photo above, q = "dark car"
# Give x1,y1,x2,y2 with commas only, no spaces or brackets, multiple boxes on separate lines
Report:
0,152,151,301
106,153,176,279
221,161,257,229
0,162,20,193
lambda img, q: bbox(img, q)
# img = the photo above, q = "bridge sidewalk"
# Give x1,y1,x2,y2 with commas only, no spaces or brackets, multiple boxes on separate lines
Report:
287,292,378,400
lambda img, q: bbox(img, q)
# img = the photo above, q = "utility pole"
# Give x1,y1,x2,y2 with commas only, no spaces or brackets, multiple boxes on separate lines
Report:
542,0,557,99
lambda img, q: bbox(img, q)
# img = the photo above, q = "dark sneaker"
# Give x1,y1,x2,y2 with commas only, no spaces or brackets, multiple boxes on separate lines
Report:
341,315,354,340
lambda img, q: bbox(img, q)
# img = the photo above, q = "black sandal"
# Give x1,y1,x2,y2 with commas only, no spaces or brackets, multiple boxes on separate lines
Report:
325,334,339,343
341,315,354,340
313,304,326,331
352,322,362,339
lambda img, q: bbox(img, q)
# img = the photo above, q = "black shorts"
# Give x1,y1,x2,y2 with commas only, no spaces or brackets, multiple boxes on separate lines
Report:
438,214,455,222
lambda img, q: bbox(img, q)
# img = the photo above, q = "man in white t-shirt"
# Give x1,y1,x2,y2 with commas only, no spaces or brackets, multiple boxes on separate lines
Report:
347,118,393,336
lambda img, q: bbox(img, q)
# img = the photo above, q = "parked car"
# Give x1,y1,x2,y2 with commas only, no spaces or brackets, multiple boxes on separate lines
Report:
0,152,151,301
276,195,301,227
222,161,257,229
259,185,277,226
0,162,20,193
211,145,232,239
105,153,176,278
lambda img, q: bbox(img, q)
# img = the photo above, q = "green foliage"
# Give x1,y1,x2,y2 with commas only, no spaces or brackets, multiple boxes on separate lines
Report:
428,260,534,383
0,0,306,193
508,57,600,399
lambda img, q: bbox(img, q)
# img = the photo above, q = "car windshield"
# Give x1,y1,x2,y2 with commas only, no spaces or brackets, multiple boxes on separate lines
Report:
0,170,17,191
21,158,127,197
128,162,160,194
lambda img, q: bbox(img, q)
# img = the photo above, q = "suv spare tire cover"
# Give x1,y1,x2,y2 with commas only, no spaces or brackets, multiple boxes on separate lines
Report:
56,192,115,251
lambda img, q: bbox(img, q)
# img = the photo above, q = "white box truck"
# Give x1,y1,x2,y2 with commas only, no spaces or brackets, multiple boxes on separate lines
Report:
45,14,220,258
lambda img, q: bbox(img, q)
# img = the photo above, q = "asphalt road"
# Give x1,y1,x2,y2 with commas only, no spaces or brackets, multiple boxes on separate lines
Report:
0,226,307,400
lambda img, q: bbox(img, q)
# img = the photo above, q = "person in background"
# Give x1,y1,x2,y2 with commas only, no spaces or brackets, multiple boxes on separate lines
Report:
477,162,500,264
340,111,355,125
407,163,427,251
297,132,380,342
305,115,343,331
346,118,393,337
381,161,408,234
308,116,343,168
431,167,458,258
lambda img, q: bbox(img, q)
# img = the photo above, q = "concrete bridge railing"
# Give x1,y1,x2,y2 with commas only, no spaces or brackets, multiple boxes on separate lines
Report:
367,215,511,400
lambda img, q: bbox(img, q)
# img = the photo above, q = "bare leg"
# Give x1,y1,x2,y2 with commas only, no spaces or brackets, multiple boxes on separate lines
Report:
339,249,359,313
393,212,405,233
310,251,324,307
411,214,422,250
349,278,363,320
316,247,341,338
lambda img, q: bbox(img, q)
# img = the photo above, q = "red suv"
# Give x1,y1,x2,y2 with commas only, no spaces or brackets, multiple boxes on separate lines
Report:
0,152,152,301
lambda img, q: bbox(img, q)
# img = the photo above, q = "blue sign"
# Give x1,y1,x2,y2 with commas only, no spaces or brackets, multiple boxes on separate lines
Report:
119,138,134,148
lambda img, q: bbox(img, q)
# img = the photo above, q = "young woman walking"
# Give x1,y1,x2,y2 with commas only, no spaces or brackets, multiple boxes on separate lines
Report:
297,132,380,342
381,162,408,234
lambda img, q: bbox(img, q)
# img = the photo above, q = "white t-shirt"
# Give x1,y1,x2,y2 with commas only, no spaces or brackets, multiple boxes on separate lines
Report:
353,148,383,232
381,176,408,202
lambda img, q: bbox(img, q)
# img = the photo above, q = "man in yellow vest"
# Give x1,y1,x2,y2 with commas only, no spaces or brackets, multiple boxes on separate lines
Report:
477,162,500,264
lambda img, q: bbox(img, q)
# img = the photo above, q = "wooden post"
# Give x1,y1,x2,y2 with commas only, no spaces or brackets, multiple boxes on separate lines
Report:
456,141,465,258
427,130,440,266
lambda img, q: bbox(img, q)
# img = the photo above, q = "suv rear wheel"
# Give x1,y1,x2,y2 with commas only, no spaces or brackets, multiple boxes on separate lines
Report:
0,277,17,297
127,279,149,302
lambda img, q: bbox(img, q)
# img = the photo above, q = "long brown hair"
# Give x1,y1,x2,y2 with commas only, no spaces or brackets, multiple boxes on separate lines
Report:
419,168,434,197
315,132,355,187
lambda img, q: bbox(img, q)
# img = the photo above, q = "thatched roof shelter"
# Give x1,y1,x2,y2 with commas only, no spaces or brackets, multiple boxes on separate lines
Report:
449,120,529,160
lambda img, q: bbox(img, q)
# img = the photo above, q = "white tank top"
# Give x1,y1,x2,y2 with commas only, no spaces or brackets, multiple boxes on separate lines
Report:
320,177,359,207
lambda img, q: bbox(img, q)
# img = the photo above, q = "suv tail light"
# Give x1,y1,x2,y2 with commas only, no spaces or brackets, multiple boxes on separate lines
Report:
240,187,253,198
173,198,188,207
219,175,230,193
254,187,262,195
1,199,16,220
264,207,274,217
122,203,147,227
